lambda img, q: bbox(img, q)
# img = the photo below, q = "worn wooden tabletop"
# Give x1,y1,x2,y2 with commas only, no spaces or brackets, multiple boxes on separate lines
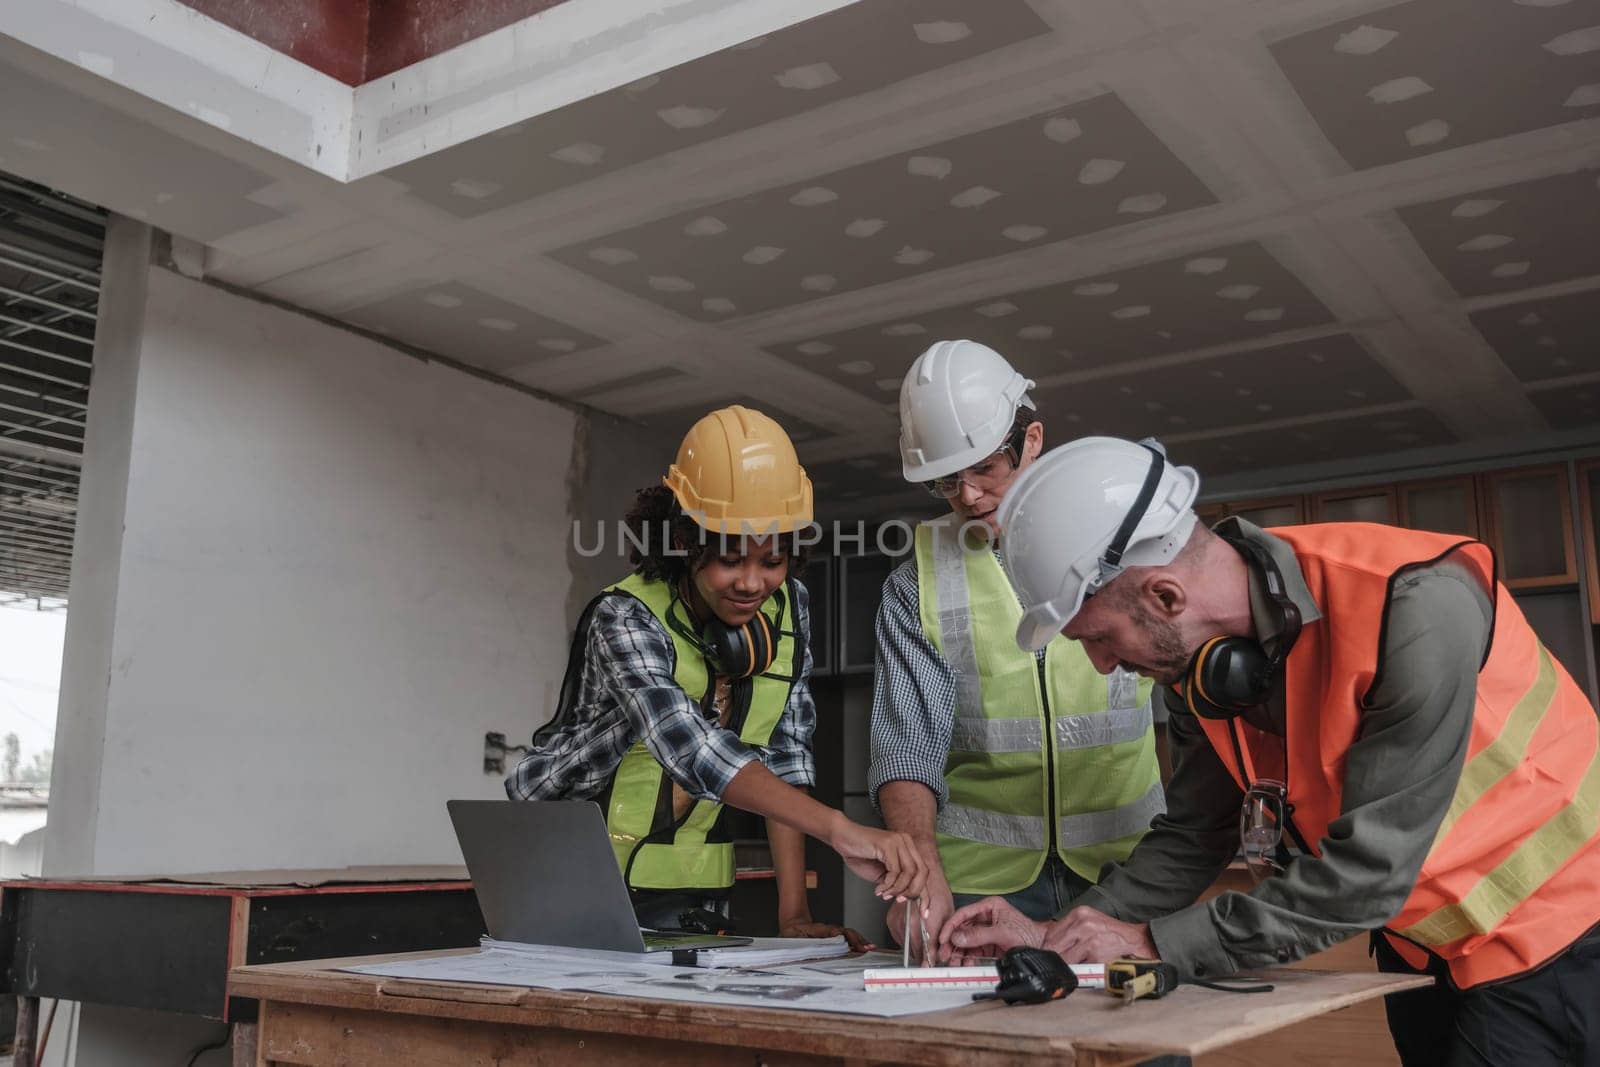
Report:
230,948,1430,1066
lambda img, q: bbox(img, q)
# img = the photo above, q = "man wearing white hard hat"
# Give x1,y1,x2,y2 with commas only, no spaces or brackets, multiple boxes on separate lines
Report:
869,341,1162,961
938,436,1600,1066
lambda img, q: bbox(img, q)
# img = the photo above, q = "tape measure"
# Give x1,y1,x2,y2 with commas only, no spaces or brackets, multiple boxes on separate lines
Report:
1106,958,1181,1005
1106,957,1277,1005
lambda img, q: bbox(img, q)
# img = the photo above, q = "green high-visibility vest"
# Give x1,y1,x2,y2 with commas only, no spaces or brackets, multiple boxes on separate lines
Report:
601,572,799,892
915,517,1164,894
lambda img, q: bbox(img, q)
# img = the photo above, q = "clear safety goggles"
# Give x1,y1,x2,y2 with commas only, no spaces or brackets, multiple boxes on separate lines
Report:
923,427,1026,499
1240,777,1290,883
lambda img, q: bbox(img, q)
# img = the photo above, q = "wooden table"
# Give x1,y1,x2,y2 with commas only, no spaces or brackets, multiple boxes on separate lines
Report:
230,948,1430,1066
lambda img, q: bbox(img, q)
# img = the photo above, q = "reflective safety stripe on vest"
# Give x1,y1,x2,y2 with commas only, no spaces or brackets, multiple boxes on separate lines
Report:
602,572,798,892
916,517,1163,894
1195,523,1600,989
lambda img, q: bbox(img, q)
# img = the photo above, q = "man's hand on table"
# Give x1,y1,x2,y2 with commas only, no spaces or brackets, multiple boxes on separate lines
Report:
937,898,1157,965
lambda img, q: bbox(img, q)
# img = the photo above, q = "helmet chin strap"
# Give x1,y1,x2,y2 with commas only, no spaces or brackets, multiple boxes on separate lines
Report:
1079,441,1166,602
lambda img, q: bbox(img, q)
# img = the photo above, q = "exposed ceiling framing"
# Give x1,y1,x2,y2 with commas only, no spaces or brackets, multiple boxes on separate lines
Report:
0,174,103,607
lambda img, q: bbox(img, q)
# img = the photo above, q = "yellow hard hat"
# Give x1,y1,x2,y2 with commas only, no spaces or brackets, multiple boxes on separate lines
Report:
664,405,814,534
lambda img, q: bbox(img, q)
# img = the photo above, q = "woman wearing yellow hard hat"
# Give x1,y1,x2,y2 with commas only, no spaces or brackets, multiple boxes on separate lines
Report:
507,405,925,943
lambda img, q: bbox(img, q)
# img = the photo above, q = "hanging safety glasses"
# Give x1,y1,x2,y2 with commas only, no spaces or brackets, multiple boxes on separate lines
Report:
1228,717,1298,883
1240,778,1291,882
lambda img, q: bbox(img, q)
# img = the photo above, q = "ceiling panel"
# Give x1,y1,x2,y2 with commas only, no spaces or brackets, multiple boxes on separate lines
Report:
1526,381,1600,432
1167,407,1456,477
567,364,690,401
1028,334,1411,439
343,281,606,372
1270,0,1600,171
806,454,925,507
1469,288,1600,384
764,242,1336,400
0,60,282,242
551,90,1218,321
1396,168,1600,297
384,0,1052,218
631,396,835,446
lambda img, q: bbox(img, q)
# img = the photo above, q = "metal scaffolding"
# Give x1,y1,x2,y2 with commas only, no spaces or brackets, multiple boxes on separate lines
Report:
0,172,105,610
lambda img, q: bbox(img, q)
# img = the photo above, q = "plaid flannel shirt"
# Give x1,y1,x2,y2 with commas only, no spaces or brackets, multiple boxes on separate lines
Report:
505,579,816,804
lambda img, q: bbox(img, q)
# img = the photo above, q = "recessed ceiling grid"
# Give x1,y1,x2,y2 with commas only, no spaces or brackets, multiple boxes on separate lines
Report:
386,0,1054,219
762,241,1337,403
5,0,1600,519
1267,0,1600,172
547,90,1217,323
0,172,103,607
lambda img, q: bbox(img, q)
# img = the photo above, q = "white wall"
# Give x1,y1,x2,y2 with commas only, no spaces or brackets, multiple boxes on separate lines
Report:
50,254,579,877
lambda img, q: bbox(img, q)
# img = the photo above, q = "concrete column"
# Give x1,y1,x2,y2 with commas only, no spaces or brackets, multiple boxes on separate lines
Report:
45,214,151,877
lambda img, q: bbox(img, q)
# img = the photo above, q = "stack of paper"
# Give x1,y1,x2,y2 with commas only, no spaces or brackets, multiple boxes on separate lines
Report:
674,935,850,968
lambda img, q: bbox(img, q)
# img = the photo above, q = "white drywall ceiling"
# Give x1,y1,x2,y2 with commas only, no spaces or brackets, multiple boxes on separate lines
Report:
1,0,1597,515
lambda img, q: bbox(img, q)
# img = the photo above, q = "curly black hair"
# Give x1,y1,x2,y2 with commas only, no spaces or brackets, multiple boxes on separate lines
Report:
622,485,814,585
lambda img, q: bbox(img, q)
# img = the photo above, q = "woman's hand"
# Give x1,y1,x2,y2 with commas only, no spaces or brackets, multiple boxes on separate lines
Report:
885,869,953,966
827,816,928,901
779,918,874,952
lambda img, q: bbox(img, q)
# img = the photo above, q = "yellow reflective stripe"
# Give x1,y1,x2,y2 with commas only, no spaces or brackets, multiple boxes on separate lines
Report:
1401,742,1600,946
1435,647,1558,843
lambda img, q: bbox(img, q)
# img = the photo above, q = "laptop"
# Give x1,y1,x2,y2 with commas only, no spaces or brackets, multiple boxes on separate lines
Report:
448,799,752,953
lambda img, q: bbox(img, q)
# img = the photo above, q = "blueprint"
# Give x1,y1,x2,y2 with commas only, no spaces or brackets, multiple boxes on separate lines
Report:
343,946,976,1017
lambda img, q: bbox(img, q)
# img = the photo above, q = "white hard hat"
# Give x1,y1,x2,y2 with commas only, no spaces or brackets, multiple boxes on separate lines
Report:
997,437,1201,652
899,340,1035,482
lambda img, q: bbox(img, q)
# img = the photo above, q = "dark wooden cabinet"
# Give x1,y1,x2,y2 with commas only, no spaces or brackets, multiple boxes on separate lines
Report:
1398,477,1479,538
802,555,834,676
1482,466,1577,590
1579,461,1600,626
1223,495,1307,528
838,549,908,673
1313,487,1396,524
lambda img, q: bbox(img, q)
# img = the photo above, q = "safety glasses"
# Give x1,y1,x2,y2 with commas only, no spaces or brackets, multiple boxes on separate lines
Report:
922,427,1027,499
1240,778,1290,882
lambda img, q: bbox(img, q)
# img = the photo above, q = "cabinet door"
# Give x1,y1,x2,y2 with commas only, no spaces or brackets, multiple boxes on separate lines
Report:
803,556,834,675
1483,466,1577,590
1227,496,1306,529
1313,487,1397,525
838,550,903,673
1580,461,1600,625
1514,590,1594,697
1398,477,1479,538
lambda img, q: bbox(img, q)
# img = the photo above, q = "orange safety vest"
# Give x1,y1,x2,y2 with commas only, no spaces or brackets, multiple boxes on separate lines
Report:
1195,523,1600,989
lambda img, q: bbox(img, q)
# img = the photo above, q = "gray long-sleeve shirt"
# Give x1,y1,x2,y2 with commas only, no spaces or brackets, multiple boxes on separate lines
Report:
1074,521,1491,978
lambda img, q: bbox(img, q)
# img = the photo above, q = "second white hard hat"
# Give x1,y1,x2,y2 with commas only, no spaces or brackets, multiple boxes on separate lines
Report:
899,340,1035,482
997,437,1202,652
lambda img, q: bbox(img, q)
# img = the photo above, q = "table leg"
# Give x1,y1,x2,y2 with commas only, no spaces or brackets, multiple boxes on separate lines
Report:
232,1022,259,1067
13,996,37,1067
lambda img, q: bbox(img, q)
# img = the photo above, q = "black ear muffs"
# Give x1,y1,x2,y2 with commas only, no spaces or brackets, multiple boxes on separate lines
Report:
704,611,778,680
666,584,796,681
1179,531,1304,720
1183,635,1277,719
